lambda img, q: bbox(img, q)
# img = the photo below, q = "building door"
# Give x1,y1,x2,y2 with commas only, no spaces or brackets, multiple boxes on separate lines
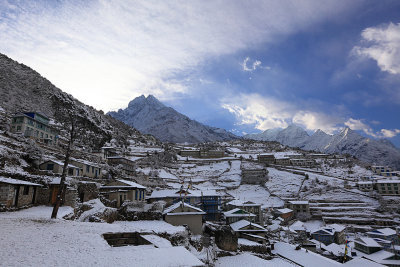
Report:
119,194,123,207
51,186,59,204
13,186,20,207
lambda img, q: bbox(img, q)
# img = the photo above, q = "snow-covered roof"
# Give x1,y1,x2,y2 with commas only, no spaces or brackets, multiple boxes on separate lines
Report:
149,189,219,199
276,208,293,214
41,160,81,169
224,208,256,218
329,224,346,233
0,177,42,186
343,257,385,267
100,179,146,189
274,242,341,266
117,179,146,189
71,158,100,168
367,228,397,237
230,219,266,232
162,202,205,215
376,179,400,184
289,221,306,231
311,224,345,235
355,237,382,248
288,200,309,205
226,199,260,207
357,181,373,185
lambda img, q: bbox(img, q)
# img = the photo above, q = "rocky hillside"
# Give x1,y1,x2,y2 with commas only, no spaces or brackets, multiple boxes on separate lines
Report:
245,125,400,169
0,53,151,148
108,95,238,143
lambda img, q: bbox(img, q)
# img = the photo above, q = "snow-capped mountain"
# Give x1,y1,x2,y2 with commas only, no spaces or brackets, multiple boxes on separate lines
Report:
275,124,310,148
245,125,400,169
108,95,237,143
245,128,282,141
301,129,333,151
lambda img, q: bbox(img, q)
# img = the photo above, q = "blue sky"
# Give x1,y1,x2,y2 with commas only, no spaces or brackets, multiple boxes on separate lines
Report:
1,0,400,146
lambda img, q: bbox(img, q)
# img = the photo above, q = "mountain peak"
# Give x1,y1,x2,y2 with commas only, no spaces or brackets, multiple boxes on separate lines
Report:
109,95,237,143
128,94,164,109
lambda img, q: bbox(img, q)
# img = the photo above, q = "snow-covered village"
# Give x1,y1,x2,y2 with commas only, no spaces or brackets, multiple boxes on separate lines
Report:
1,1,400,267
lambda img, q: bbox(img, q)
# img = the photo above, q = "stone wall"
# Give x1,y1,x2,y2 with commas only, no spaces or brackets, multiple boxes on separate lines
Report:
36,186,51,205
0,184,14,207
241,169,269,185
77,182,99,203
64,188,77,208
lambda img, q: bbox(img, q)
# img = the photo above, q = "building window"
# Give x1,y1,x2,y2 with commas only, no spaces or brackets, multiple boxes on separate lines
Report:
68,168,73,176
23,186,29,195
135,190,138,200
17,126,21,131
86,165,90,172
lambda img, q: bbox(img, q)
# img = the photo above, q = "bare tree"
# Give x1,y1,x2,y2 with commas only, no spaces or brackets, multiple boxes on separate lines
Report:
51,94,103,219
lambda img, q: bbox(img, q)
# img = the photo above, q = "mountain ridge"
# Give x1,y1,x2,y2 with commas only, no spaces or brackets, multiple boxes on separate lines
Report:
108,95,238,143
245,125,400,169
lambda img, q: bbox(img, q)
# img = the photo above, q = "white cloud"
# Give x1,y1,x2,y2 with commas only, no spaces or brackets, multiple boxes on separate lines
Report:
353,22,400,74
241,57,266,72
379,129,400,138
344,118,377,137
221,93,340,134
0,0,362,111
222,94,400,138
292,111,341,134
344,118,400,138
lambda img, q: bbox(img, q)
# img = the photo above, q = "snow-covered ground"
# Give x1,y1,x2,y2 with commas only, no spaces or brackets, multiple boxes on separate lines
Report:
0,206,202,267
215,253,295,266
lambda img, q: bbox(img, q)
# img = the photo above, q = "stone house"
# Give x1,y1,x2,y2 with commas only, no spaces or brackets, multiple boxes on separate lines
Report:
376,180,400,195
275,157,291,165
230,219,268,238
371,166,392,175
275,208,294,223
366,228,399,245
226,199,263,225
107,156,136,176
354,237,382,254
357,181,374,192
70,158,102,179
285,200,310,219
240,161,268,185
0,177,42,208
257,154,275,164
310,224,345,245
224,208,256,224
100,179,146,208
179,149,225,158
290,159,316,168
163,202,206,235
47,178,77,207
39,160,82,177
10,112,59,145
149,189,221,221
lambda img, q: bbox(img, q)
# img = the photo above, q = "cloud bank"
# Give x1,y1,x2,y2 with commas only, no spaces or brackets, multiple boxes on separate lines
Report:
223,93,400,138
354,22,400,75
0,0,361,111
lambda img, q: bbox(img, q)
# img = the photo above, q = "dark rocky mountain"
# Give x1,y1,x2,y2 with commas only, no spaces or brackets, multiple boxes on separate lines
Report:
108,95,238,143
0,53,152,148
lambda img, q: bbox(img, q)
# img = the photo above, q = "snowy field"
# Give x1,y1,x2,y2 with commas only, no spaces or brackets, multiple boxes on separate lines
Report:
266,168,304,197
0,207,203,267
